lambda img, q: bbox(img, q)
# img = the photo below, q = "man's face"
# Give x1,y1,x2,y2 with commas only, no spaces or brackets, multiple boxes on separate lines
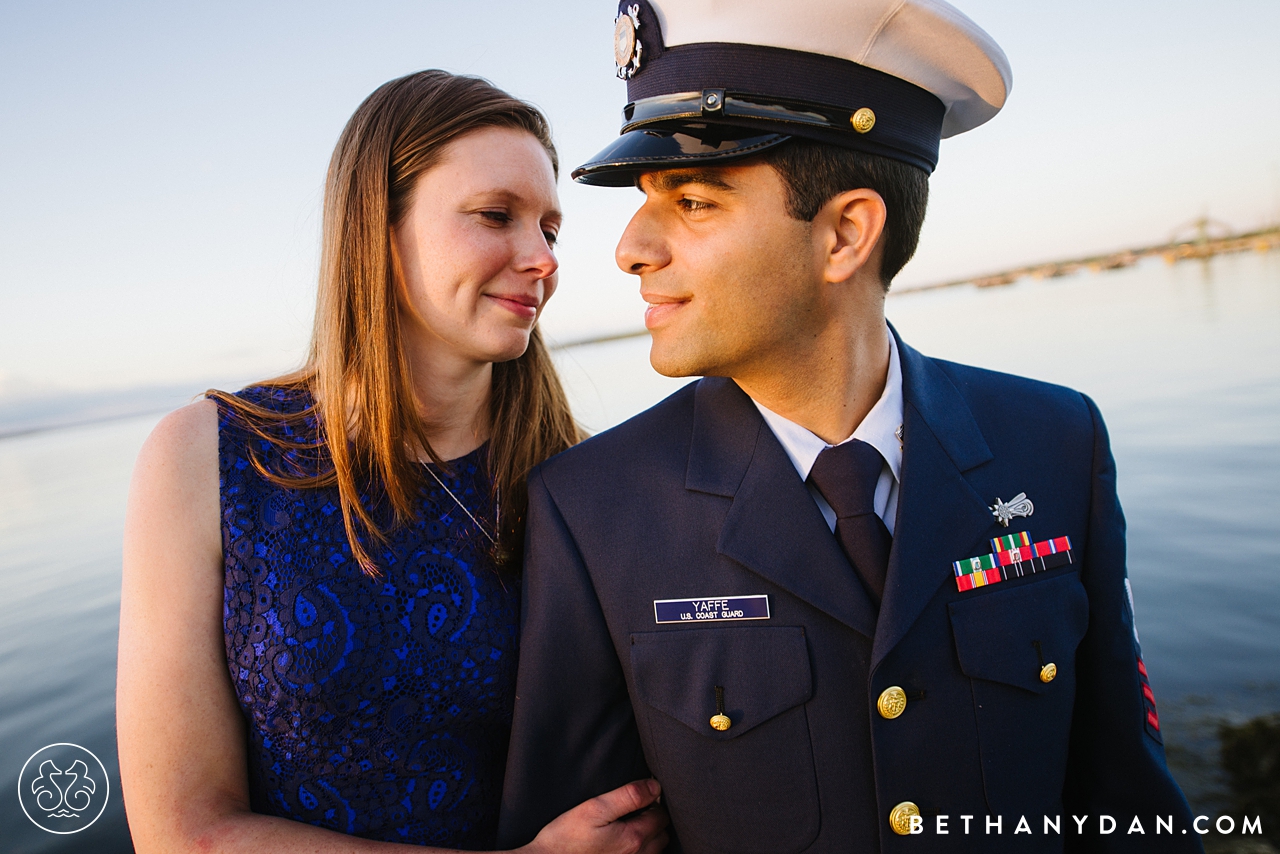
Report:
615,161,826,379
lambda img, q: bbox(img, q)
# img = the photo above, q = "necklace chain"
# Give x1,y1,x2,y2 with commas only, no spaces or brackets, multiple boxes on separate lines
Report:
423,463,499,546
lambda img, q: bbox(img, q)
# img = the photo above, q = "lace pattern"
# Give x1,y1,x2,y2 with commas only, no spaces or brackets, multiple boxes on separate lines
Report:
218,386,518,848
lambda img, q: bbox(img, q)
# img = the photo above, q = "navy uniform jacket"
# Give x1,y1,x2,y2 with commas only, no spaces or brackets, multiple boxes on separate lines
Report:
497,334,1199,853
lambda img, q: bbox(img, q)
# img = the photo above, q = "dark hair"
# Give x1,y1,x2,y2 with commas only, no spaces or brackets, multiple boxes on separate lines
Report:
209,70,580,576
764,140,930,288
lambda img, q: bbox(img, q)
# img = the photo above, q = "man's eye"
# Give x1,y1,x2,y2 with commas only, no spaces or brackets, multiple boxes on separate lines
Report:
677,198,713,213
480,210,512,224
543,231,559,247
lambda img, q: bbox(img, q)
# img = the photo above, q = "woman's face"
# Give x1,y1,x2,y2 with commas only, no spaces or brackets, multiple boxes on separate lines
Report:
394,126,561,369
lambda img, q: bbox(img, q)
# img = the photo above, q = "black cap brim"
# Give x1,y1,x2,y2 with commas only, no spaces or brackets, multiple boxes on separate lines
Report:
571,127,790,186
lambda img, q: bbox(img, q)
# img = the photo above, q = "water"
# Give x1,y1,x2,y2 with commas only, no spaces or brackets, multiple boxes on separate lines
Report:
1,250,1277,850
0,417,146,851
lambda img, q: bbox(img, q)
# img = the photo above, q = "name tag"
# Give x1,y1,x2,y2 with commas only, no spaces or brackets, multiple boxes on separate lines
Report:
653,595,770,624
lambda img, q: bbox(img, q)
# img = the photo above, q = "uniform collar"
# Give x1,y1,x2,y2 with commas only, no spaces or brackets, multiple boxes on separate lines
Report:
750,325,903,484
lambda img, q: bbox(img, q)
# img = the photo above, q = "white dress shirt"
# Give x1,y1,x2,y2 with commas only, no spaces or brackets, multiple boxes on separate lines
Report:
751,328,903,535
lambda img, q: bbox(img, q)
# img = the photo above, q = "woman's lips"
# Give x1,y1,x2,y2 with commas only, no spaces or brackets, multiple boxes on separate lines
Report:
486,293,538,320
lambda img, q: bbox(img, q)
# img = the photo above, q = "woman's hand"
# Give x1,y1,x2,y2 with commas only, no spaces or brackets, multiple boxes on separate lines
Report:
519,779,669,854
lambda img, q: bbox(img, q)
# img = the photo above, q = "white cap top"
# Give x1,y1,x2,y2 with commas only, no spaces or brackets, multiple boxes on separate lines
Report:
645,0,1011,137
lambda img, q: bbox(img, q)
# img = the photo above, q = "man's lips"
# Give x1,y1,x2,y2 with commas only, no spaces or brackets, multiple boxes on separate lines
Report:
642,294,690,329
485,292,539,320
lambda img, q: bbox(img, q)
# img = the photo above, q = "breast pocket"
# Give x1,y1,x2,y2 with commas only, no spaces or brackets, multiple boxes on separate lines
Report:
948,571,1089,812
630,626,818,854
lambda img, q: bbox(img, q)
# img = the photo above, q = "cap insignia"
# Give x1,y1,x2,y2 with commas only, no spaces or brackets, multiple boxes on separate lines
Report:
613,5,643,79
851,108,876,134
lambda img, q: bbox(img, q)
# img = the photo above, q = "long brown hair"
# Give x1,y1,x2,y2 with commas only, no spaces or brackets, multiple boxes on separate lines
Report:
209,70,581,575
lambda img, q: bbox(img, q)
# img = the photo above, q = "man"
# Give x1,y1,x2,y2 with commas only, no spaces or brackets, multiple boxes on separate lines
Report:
499,1,1200,851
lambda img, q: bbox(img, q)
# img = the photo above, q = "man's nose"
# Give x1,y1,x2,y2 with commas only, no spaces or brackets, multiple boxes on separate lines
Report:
615,204,669,275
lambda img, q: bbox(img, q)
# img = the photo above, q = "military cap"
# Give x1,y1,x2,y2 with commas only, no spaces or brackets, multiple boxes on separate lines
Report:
573,0,1012,185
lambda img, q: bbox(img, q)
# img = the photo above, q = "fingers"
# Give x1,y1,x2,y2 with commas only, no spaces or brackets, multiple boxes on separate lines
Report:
620,800,670,854
530,780,666,854
622,804,670,839
624,801,669,836
637,830,671,854
584,779,662,824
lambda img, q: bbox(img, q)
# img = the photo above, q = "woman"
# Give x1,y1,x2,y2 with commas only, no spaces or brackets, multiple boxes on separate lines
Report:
117,71,667,852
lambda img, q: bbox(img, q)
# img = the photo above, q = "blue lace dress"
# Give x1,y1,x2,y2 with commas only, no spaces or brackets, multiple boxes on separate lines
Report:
218,386,519,848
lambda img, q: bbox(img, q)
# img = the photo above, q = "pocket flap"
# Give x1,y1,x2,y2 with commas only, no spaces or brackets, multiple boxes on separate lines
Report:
630,626,812,740
948,573,1089,694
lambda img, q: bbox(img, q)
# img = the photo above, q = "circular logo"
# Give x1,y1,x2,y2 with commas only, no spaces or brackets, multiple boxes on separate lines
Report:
18,743,110,834
613,13,636,67
613,5,643,79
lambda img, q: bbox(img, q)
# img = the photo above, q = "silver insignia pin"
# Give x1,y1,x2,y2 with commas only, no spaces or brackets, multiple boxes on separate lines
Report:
990,493,1034,527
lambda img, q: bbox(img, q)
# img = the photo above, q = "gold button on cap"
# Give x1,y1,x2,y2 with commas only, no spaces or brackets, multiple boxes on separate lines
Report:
709,713,732,731
851,107,876,133
889,801,921,835
877,686,907,719
1040,662,1058,683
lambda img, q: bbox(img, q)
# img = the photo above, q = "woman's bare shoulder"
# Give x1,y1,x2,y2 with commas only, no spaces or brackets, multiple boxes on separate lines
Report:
126,398,221,568
137,398,219,472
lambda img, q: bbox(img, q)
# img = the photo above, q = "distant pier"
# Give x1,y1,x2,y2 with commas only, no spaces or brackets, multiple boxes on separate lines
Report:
908,220,1280,294
553,221,1280,350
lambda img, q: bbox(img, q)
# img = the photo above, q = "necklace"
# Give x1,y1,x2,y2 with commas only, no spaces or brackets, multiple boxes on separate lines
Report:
423,462,501,549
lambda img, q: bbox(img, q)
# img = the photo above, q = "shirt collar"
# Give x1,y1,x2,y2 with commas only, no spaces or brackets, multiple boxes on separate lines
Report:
751,326,903,483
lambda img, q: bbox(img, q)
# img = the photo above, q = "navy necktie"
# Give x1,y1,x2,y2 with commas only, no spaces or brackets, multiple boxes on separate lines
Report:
807,439,892,606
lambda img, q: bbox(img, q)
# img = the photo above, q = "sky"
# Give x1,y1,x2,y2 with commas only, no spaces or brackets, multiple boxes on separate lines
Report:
1,0,1278,399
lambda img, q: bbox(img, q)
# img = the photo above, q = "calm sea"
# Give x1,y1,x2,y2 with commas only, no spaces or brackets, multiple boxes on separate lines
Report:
1,250,1277,851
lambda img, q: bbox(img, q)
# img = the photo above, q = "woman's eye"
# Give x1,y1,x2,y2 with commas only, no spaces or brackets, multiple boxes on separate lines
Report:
543,230,559,247
480,210,512,225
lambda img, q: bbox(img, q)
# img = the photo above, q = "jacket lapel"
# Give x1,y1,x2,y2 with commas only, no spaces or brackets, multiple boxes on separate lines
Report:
871,333,996,671
687,378,879,640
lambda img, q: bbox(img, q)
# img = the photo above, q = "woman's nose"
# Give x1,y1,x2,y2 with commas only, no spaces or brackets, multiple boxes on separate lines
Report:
518,229,559,280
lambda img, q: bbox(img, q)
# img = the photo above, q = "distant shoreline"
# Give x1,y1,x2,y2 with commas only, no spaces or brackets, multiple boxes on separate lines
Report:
6,226,1276,442
553,224,1280,350
0,405,175,441
908,222,1280,293
0,383,224,442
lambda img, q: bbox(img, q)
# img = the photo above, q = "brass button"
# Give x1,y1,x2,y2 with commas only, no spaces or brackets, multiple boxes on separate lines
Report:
851,107,876,133
877,686,907,719
1040,662,1057,683
710,685,731,730
889,801,920,835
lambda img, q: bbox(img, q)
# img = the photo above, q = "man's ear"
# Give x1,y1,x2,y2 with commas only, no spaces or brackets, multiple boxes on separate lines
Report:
819,188,887,286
